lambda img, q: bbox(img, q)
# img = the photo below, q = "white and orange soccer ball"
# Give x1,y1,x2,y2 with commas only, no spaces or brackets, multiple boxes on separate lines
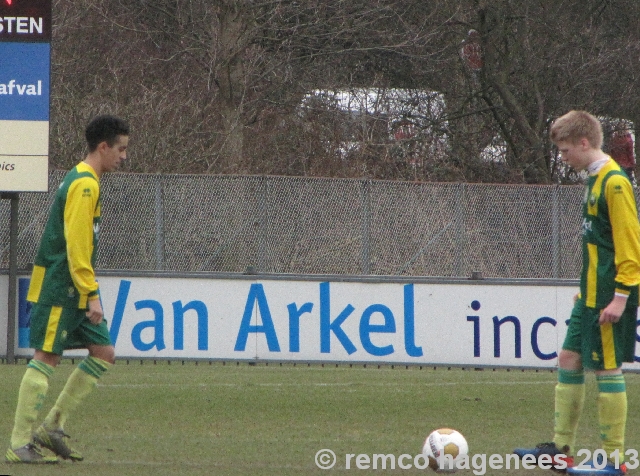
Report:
422,428,469,473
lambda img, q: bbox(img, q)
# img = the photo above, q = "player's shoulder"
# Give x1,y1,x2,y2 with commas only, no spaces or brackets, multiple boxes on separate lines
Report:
65,172,99,199
604,171,632,193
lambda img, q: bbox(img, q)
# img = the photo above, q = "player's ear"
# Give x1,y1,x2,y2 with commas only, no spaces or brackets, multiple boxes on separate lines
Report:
96,141,110,153
580,137,590,150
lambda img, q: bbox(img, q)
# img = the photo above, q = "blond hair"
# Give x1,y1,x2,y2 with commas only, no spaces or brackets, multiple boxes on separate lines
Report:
549,110,603,149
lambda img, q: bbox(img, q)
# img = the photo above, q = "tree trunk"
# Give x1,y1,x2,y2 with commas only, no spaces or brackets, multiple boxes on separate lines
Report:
212,1,250,172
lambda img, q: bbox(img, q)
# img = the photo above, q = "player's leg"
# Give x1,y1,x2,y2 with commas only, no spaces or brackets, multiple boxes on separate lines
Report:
6,305,62,464
595,369,626,460
513,350,584,471
514,299,585,470
42,344,114,430
596,304,637,466
565,307,635,476
35,314,114,461
568,379,628,475
552,298,587,458
554,349,585,454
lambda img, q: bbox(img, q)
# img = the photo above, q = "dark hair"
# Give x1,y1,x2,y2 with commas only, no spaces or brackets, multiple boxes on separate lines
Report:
85,115,130,152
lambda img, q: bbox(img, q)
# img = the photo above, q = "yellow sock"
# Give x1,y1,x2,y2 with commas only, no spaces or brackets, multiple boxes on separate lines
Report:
43,356,111,430
553,369,585,454
597,374,626,461
10,361,54,449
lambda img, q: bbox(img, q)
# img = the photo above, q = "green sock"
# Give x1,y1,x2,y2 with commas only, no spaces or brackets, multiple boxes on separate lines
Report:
553,369,585,454
597,374,627,462
10,360,54,449
43,356,111,430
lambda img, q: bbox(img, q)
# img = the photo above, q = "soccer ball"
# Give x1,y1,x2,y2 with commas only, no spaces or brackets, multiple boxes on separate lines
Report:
422,428,469,473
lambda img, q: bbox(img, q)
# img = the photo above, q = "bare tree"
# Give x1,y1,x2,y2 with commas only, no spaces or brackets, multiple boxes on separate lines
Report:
437,0,640,183
48,0,640,183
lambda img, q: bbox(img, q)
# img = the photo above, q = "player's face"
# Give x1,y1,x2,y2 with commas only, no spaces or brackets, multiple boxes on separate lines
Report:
556,139,589,171
102,135,129,172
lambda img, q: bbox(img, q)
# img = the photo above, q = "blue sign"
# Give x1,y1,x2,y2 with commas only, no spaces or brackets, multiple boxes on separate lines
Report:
17,277,31,348
0,42,49,120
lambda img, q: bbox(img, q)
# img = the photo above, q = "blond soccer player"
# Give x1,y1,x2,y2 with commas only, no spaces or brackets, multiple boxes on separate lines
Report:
515,111,640,476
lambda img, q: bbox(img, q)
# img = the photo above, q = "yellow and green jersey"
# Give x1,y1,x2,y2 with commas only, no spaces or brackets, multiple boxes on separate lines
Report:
581,158,640,308
27,162,101,309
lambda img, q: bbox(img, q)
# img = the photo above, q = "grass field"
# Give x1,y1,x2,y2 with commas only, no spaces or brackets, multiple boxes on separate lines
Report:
1,360,639,475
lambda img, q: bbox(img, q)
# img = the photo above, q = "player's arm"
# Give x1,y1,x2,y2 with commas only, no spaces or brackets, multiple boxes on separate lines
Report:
64,177,100,308
601,174,640,323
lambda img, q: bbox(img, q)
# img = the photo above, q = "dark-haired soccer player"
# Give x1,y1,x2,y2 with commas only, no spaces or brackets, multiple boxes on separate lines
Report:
6,115,129,464
515,111,640,476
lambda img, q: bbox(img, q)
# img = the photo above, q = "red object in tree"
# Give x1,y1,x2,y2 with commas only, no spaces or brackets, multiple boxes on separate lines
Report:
6,0,12,5
393,121,416,141
610,130,635,170
461,30,482,71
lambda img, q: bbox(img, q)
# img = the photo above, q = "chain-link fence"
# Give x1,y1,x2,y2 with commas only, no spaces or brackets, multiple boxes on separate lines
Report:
0,171,597,279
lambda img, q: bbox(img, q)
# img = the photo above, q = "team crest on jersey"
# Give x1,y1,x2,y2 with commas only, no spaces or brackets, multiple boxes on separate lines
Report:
588,192,597,206
67,286,75,298
82,187,92,197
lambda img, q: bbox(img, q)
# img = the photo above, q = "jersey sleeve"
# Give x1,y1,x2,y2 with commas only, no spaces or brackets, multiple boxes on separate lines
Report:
64,176,100,300
605,174,640,295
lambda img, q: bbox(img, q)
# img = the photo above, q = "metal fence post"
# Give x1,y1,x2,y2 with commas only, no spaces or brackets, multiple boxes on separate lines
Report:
4,193,19,363
258,176,267,273
155,176,165,271
552,184,560,279
455,183,466,277
361,179,371,275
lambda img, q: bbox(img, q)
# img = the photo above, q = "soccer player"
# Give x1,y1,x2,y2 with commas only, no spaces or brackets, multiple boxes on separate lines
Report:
514,111,640,476
5,115,129,464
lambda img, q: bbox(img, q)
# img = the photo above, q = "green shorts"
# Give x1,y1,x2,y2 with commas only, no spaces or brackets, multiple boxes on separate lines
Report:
29,303,112,355
562,298,638,370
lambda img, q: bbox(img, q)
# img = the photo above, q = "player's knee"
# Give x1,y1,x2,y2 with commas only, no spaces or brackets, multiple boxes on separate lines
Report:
595,367,622,376
89,345,116,364
558,349,581,370
102,346,116,365
33,350,61,367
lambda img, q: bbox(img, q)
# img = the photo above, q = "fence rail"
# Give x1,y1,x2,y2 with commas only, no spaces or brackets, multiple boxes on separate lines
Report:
0,172,600,279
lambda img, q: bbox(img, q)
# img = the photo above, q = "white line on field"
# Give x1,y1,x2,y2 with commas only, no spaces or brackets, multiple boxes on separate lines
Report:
98,380,554,388
80,460,307,470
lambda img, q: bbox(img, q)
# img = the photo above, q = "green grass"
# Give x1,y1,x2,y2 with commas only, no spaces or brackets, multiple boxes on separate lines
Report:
1,361,639,475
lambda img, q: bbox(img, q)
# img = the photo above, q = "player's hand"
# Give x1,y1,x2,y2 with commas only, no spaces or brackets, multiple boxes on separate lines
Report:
86,298,104,325
599,295,627,324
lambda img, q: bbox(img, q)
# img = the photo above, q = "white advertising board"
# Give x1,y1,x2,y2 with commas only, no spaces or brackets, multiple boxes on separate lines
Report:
0,120,49,192
5,275,640,369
